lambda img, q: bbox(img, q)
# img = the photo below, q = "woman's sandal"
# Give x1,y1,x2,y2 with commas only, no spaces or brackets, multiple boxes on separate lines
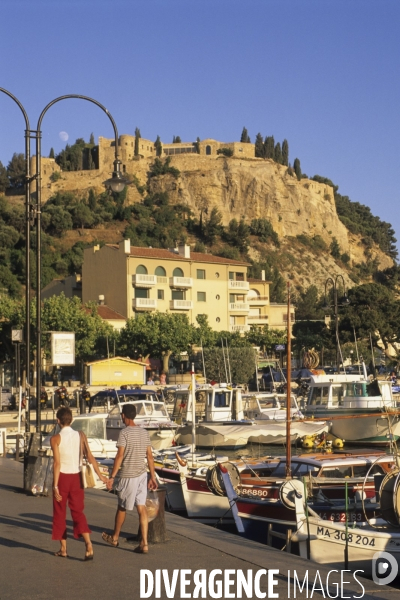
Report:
102,532,119,547
134,544,148,554
54,550,68,558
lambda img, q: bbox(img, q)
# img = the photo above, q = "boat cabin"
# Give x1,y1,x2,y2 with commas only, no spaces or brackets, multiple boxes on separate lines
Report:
171,385,245,423
306,375,395,411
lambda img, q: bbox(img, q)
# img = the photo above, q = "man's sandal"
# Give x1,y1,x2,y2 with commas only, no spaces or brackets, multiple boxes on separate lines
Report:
102,532,119,547
54,550,68,558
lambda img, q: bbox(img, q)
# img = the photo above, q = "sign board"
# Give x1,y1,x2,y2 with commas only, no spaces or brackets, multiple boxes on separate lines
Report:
11,329,23,342
275,344,286,352
51,332,75,366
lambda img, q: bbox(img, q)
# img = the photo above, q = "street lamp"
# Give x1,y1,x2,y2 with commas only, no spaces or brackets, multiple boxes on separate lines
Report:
35,94,129,432
0,88,34,435
323,275,350,371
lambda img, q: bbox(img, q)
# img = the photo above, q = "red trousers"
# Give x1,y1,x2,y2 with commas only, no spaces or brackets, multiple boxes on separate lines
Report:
52,472,92,540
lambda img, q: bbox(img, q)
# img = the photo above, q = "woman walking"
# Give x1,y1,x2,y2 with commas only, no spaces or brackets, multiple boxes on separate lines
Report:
51,406,108,560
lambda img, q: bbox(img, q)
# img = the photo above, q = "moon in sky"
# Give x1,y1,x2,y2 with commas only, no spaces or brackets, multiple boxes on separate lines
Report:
59,131,69,142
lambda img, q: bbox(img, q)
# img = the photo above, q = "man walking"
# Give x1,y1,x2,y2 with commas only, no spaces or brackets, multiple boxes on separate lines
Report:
102,403,157,553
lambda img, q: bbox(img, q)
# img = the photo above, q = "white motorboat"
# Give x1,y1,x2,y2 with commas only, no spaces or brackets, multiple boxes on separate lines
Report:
292,468,400,578
242,392,304,420
175,385,327,449
303,368,400,445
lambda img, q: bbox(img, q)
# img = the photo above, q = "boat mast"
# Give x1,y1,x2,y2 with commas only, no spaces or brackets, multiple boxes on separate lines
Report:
191,362,196,461
286,282,292,479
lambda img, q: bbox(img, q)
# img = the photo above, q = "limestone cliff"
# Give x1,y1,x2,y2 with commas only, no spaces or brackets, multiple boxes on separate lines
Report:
147,154,393,272
38,152,394,290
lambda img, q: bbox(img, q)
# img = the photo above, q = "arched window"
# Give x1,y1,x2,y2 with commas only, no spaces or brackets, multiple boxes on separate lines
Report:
136,265,148,274
206,145,211,155
155,266,166,276
173,267,184,277
247,289,260,299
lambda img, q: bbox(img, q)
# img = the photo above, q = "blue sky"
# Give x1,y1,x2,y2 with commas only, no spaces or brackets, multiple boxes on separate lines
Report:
1,0,399,252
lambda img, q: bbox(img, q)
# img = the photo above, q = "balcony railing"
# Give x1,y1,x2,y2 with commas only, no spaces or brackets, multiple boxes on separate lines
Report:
248,315,269,321
157,276,168,284
247,295,269,304
169,276,193,288
133,298,157,310
132,274,157,287
229,303,250,312
170,300,193,310
230,324,250,333
228,280,249,290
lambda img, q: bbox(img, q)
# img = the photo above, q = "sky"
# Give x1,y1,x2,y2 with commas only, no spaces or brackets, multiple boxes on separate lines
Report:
1,0,399,252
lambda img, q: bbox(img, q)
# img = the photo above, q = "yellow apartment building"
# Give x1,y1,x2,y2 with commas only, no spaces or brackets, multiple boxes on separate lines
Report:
82,240,294,332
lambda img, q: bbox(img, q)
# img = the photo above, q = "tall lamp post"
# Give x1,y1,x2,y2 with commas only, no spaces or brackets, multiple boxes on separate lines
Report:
34,94,129,433
323,275,350,371
0,88,34,435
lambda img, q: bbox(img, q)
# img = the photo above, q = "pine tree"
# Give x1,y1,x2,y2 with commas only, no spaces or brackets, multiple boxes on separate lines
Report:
173,136,182,144
264,136,275,159
294,158,302,180
240,127,251,143
194,137,201,154
282,139,289,166
49,148,55,159
274,142,283,164
89,132,95,145
330,237,341,259
134,127,141,157
88,188,97,210
255,133,264,158
154,135,162,157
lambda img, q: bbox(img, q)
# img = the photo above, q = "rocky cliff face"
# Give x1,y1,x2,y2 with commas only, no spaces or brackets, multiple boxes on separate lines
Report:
39,152,394,284
147,154,393,272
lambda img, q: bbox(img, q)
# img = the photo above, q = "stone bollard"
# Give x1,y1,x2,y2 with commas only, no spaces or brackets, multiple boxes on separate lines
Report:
138,487,168,544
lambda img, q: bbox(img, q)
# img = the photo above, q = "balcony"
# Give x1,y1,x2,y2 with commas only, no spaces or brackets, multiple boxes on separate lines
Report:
228,280,249,291
247,315,269,324
169,276,193,288
157,276,168,284
230,324,250,333
247,295,269,305
170,300,193,310
133,298,157,310
229,302,250,312
132,274,157,287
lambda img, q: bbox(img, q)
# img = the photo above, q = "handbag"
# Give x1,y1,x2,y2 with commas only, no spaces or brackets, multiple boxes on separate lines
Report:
79,431,96,488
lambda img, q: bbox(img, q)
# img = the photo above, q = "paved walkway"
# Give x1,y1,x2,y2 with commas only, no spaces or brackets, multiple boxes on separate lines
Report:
0,458,397,600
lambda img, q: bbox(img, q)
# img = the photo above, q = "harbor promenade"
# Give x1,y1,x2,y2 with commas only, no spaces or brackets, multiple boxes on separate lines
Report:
0,458,397,600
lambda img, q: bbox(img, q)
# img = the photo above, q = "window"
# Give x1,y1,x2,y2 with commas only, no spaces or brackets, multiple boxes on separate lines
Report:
206,145,211,155
216,295,220,300
157,290,164,300
135,288,148,299
229,272,234,280
155,266,166,276
197,269,206,280
172,290,185,300
215,272,220,278
216,317,220,323
136,265,148,275
229,294,236,303
197,292,206,302
173,267,184,277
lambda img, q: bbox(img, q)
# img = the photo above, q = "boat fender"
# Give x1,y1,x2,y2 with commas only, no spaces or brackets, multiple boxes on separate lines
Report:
175,452,187,467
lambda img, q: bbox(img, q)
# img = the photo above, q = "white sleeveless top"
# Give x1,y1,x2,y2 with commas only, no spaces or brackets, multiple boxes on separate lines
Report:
59,426,80,474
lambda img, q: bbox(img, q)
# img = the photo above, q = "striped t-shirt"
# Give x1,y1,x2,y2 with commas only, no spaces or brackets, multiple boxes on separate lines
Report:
117,425,151,478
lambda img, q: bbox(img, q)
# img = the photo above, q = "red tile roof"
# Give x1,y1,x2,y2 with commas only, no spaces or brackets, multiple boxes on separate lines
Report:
248,278,272,283
83,305,126,320
126,246,249,266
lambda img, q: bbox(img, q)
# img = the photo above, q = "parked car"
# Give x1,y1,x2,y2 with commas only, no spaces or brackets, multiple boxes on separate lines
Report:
0,388,13,411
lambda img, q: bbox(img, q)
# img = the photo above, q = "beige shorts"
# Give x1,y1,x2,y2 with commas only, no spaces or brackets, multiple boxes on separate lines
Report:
115,472,147,510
